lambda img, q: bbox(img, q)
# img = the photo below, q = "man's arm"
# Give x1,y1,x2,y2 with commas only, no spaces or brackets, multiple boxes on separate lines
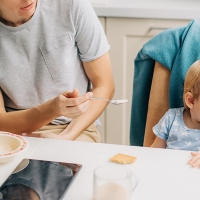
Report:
0,89,92,134
60,52,115,140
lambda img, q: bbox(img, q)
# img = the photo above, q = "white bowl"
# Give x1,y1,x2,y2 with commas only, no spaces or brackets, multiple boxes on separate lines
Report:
0,132,29,163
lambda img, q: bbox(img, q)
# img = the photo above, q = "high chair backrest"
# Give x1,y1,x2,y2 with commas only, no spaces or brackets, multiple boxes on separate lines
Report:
130,19,200,147
143,62,170,146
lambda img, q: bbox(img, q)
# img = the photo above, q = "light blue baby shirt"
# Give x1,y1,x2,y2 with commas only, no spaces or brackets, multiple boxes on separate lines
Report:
153,107,200,151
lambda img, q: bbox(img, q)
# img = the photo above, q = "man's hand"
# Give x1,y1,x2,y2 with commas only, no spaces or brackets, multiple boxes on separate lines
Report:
53,89,93,119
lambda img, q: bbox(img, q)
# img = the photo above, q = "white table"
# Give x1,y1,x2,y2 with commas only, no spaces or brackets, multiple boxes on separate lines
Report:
1,137,200,200
0,137,43,187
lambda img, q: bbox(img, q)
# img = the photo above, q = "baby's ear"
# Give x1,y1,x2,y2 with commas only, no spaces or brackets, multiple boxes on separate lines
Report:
184,92,194,108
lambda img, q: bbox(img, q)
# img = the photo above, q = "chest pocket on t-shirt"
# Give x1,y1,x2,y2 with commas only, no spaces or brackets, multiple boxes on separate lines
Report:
40,35,73,79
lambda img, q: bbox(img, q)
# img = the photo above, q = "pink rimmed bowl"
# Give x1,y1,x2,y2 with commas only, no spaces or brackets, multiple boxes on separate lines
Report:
0,132,29,163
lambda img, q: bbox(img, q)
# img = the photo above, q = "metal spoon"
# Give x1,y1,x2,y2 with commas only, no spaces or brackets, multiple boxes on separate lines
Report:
90,97,128,105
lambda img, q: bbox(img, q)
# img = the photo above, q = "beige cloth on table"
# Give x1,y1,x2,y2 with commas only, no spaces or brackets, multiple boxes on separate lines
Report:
33,123,101,143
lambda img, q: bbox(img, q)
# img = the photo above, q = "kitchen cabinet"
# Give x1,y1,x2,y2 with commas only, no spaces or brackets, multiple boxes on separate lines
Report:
98,17,190,145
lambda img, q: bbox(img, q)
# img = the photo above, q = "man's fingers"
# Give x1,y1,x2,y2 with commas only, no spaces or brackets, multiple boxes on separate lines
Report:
55,90,93,117
62,92,93,107
66,100,90,118
22,133,41,138
67,89,79,98
71,89,79,98
62,89,79,98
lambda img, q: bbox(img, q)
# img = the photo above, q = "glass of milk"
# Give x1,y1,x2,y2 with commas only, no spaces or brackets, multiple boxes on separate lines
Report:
93,165,138,200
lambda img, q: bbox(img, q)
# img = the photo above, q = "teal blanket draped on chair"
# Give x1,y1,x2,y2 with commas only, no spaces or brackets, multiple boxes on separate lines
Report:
130,19,200,146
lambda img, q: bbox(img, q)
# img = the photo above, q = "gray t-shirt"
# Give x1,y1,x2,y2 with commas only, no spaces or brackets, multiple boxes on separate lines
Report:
0,0,109,124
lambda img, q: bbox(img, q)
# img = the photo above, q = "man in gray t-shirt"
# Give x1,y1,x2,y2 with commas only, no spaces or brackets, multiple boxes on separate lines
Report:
0,0,114,142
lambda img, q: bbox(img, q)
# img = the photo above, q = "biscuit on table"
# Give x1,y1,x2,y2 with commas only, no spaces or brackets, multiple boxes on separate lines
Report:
109,153,137,164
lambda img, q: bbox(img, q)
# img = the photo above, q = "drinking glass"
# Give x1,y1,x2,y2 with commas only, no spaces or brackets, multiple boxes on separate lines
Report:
93,165,138,200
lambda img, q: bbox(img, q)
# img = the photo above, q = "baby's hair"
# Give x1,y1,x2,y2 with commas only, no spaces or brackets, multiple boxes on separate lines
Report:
183,60,200,109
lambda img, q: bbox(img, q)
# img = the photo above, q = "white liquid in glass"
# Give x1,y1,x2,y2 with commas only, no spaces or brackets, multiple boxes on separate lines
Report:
93,182,130,200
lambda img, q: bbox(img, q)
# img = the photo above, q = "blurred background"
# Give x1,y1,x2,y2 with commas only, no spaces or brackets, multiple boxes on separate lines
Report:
90,0,200,145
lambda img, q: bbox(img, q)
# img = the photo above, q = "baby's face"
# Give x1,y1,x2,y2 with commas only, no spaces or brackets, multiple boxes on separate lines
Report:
191,97,200,123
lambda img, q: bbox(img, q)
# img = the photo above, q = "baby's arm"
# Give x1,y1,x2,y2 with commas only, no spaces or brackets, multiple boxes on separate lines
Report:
150,109,174,149
188,151,200,168
151,136,167,148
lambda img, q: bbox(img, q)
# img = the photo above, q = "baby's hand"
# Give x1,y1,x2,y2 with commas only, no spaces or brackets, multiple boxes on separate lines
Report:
188,151,200,168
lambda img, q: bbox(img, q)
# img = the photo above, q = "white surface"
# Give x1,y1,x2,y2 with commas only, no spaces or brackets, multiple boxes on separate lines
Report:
1,138,200,199
92,0,200,19
0,137,43,186
8,138,199,200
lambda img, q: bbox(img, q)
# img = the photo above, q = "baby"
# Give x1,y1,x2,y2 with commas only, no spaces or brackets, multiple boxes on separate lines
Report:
151,60,200,168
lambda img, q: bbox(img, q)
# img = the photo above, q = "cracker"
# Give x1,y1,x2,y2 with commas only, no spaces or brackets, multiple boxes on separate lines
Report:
109,153,137,164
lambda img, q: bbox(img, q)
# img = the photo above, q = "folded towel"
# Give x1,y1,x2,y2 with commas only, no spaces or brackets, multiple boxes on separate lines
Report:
130,19,200,146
